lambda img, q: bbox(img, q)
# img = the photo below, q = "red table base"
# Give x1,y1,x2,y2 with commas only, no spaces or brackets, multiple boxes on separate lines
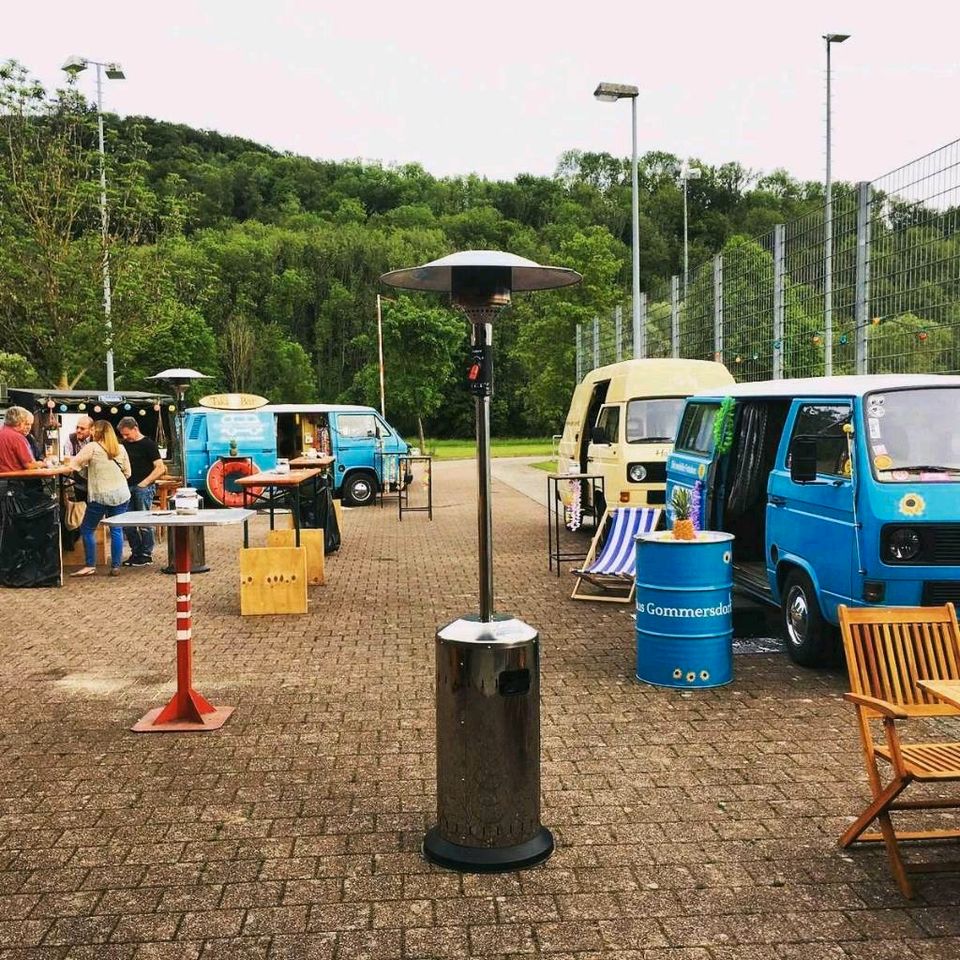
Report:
132,705,234,733
132,526,233,734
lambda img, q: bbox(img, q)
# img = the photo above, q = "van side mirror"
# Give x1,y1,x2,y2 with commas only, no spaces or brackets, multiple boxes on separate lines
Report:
590,426,607,444
790,437,819,483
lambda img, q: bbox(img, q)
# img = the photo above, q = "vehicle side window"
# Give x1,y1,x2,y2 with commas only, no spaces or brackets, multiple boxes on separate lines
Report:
594,406,620,444
790,404,851,477
375,417,392,438
338,414,377,439
675,403,718,455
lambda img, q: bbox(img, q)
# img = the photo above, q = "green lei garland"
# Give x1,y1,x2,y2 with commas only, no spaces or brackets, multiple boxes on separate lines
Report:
712,396,736,455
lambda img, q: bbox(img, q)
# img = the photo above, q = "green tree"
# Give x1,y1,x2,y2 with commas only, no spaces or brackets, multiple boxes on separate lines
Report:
350,296,464,440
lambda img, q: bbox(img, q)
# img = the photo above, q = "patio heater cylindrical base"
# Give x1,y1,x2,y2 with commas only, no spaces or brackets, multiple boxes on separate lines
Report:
422,826,554,873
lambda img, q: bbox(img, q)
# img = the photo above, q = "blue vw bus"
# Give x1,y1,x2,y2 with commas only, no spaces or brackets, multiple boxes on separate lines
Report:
184,404,409,506
665,375,960,666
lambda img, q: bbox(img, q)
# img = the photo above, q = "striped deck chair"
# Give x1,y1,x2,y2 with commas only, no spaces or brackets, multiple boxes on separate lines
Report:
570,506,661,603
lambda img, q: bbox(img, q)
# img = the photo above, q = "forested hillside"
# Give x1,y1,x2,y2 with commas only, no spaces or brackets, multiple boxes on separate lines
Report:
0,60,828,436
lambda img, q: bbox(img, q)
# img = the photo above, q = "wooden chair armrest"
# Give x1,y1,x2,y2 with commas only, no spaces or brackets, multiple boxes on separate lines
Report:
843,692,908,719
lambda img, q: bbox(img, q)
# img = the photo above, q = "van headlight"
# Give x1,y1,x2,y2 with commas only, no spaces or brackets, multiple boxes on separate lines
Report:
884,527,922,562
627,463,647,483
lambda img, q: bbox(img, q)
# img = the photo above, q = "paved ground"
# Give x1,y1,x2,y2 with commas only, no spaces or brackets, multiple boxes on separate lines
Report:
1,458,959,959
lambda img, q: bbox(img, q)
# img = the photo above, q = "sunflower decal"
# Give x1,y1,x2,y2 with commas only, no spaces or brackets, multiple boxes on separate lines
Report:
899,493,926,517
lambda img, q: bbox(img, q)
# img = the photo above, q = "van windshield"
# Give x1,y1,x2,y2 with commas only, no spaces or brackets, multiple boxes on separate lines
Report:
626,398,686,443
866,388,960,482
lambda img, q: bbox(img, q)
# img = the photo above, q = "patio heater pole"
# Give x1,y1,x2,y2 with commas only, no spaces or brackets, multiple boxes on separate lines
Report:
381,251,580,874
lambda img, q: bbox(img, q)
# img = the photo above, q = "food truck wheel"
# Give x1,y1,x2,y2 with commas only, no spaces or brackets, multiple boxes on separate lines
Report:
343,471,377,506
781,569,833,668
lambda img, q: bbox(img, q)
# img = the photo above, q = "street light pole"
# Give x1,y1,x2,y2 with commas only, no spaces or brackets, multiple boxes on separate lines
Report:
594,82,642,358
62,55,126,392
679,161,702,299
823,33,850,378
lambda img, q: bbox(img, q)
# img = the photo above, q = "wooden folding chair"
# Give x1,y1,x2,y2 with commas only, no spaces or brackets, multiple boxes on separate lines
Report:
838,603,960,898
570,506,661,603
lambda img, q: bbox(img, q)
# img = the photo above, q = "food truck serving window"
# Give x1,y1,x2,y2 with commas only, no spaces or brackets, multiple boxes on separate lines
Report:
675,403,719,456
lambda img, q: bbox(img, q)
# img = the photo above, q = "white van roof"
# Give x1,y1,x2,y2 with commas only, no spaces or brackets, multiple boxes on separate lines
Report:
260,404,376,414
693,374,960,399
186,404,376,415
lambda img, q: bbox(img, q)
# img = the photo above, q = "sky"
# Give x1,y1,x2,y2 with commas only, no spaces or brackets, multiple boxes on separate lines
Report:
6,0,959,186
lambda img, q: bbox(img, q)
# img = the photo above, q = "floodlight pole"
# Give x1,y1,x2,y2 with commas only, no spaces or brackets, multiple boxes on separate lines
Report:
93,63,116,392
824,32,850,377
62,55,125,391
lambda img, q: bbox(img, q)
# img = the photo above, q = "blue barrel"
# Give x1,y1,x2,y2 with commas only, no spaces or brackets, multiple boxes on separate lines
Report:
635,531,735,688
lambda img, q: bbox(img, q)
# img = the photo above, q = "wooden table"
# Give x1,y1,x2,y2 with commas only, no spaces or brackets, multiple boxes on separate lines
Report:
235,468,327,547
105,508,253,732
0,465,74,587
289,455,334,471
918,679,960,710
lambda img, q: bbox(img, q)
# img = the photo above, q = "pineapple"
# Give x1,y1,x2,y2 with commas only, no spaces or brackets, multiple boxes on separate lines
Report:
671,487,696,541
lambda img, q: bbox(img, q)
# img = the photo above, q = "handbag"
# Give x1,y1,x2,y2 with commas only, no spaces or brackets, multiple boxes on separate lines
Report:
65,498,87,531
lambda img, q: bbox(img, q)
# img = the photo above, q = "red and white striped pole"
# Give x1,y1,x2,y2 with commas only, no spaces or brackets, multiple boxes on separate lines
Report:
152,528,214,725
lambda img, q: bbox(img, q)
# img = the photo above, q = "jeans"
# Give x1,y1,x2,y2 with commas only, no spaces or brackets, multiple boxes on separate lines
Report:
80,499,129,569
125,484,156,559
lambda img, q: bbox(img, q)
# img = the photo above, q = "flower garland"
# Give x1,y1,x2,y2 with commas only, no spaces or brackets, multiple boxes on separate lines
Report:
691,480,703,532
565,479,582,531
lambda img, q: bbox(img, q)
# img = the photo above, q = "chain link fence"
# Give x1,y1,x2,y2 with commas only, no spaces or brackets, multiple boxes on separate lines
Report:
577,138,960,383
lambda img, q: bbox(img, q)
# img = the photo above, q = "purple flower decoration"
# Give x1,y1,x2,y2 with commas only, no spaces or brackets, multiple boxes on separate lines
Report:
691,480,703,532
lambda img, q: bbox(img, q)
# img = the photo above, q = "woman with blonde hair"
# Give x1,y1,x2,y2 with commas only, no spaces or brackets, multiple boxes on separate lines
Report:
68,420,131,576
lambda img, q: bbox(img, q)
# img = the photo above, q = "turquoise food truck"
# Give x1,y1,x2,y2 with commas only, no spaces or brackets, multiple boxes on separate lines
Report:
184,404,409,506
665,375,960,667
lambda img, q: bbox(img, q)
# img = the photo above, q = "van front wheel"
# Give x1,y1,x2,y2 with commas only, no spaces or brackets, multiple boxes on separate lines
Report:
343,472,377,507
781,569,834,668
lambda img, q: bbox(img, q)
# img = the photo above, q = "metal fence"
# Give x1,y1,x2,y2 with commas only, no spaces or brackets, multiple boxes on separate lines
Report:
576,138,960,382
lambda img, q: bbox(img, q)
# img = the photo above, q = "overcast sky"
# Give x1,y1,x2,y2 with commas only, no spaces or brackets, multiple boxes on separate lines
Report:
7,0,959,186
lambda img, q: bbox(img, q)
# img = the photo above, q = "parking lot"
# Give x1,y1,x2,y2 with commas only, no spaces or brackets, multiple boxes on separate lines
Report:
1,458,959,959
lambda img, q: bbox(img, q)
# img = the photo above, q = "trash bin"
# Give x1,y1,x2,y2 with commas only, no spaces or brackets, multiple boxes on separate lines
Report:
162,526,208,574
422,614,553,872
635,530,735,688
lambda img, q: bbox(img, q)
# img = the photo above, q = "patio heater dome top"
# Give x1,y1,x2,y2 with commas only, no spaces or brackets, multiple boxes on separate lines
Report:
380,250,581,295
148,368,211,386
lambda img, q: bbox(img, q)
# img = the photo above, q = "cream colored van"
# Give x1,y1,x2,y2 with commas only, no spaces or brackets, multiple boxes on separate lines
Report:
557,358,734,510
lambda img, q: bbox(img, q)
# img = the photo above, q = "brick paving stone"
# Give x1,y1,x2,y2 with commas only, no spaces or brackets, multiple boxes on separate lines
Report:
2,460,960,958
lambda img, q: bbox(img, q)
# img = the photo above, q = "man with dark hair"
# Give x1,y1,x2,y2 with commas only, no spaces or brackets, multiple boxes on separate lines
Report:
117,416,165,566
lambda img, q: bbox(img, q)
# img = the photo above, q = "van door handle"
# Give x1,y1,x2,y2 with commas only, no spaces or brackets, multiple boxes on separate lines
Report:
768,495,786,507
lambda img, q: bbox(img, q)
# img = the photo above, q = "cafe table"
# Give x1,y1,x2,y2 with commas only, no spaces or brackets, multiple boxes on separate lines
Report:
917,679,960,710
235,468,327,547
105,508,253,732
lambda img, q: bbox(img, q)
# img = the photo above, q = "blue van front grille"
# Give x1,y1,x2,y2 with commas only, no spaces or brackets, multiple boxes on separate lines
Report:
922,582,960,606
929,525,960,564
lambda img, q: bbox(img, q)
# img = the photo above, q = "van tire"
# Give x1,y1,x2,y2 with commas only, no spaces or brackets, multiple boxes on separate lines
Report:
343,472,377,507
780,569,834,668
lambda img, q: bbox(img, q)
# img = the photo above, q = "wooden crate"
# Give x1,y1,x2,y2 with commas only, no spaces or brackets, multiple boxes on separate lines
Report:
239,546,308,615
266,529,324,586
62,522,109,567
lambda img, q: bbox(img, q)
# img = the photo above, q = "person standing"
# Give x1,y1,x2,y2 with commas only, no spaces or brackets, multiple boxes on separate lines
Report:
0,406,44,472
117,416,165,566
68,421,131,577
64,415,93,502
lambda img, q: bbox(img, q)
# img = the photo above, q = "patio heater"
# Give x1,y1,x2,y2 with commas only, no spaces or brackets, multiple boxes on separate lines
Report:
381,251,580,872
149,368,211,573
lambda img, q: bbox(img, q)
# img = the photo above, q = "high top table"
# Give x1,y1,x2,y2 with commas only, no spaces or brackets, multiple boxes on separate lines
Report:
235,468,327,547
105,508,253,732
